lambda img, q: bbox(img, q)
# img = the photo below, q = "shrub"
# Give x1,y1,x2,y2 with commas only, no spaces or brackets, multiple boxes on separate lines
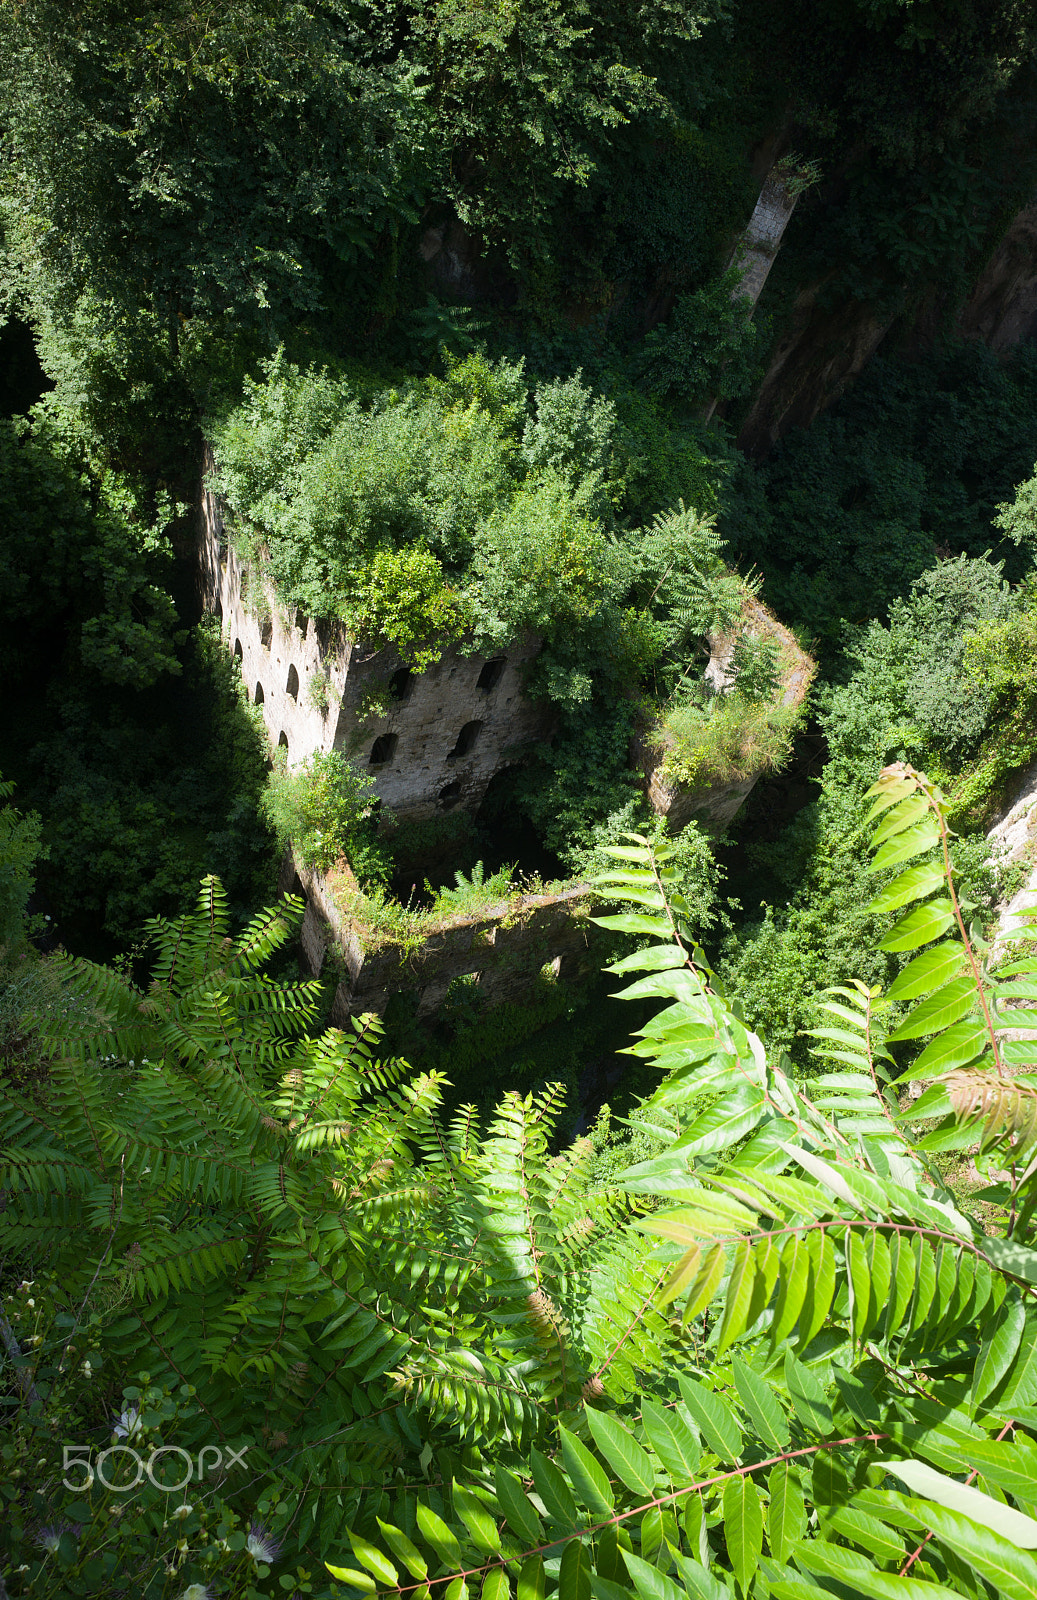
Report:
261,749,390,882
0,775,43,951
636,269,761,403
345,544,471,668
663,691,801,788
427,859,516,917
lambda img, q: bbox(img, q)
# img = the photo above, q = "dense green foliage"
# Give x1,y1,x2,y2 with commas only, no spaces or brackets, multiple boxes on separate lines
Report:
0,402,275,953
210,352,734,683
9,778,1037,1598
11,8,1037,1596
725,344,1037,649
718,557,1012,1063
263,749,389,883
0,775,42,952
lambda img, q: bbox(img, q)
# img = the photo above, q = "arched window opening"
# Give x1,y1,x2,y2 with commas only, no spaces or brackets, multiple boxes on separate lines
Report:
389,666,413,702
286,664,300,701
215,595,224,622
254,682,265,705
296,611,309,639
233,638,243,661
278,731,289,754
477,657,506,693
439,782,462,809
447,721,482,760
369,733,398,767
260,618,273,649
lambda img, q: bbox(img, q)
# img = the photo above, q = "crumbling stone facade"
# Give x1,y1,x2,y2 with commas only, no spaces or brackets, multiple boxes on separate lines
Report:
200,455,552,821
638,594,816,832
278,851,596,1025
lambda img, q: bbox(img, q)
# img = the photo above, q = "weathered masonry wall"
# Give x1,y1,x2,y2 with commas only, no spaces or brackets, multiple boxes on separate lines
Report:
199,455,553,821
278,852,596,1025
639,595,816,833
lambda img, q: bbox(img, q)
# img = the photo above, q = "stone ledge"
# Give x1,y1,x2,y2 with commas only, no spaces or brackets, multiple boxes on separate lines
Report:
279,849,595,1024
637,593,816,834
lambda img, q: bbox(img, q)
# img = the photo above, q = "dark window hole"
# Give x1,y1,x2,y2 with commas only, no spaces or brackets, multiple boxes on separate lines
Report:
260,618,273,649
439,782,462,809
254,682,265,705
296,610,309,638
447,721,482,760
233,638,243,661
286,664,300,701
278,731,289,752
477,657,506,692
369,733,398,766
389,666,413,702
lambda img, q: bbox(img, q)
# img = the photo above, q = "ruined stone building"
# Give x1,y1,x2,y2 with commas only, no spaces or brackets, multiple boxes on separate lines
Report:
199,464,552,822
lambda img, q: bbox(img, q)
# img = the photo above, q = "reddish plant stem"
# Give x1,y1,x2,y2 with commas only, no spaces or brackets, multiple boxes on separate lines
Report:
383,1432,892,1597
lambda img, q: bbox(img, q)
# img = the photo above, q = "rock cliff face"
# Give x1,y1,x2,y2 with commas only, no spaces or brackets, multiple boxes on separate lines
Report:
736,291,895,459
958,203,1037,354
636,595,815,834
737,192,1037,456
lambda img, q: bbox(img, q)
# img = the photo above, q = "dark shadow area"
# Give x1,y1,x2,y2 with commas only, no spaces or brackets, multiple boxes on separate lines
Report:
713,718,828,917
472,765,566,883
0,316,52,417
383,765,566,906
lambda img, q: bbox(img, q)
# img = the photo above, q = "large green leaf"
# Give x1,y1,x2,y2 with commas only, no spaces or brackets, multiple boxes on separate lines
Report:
795,1539,961,1599
886,1493,1037,1600
454,1484,504,1556
731,1355,789,1450
868,821,941,874
783,1351,833,1434
640,1398,701,1481
722,1475,763,1595
559,1427,615,1516
770,1236,811,1349
879,899,957,953
971,1295,1027,1405
979,1237,1037,1287
768,1463,806,1562
867,863,947,916
348,1532,400,1587
716,1239,757,1355
558,1537,592,1600
376,1519,429,1580
518,1555,546,1600
584,1409,656,1498
880,1460,1037,1548
896,1021,989,1079
825,1505,906,1564
886,942,966,1004
797,1229,836,1349
678,1375,743,1462
530,1448,581,1530
886,976,978,1041
416,1504,463,1568
483,1569,510,1600
871,794,932,846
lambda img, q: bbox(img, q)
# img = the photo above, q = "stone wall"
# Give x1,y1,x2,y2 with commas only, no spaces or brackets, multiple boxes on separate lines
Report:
199,454,553,820
639,595,815,833
278,852,596,1025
